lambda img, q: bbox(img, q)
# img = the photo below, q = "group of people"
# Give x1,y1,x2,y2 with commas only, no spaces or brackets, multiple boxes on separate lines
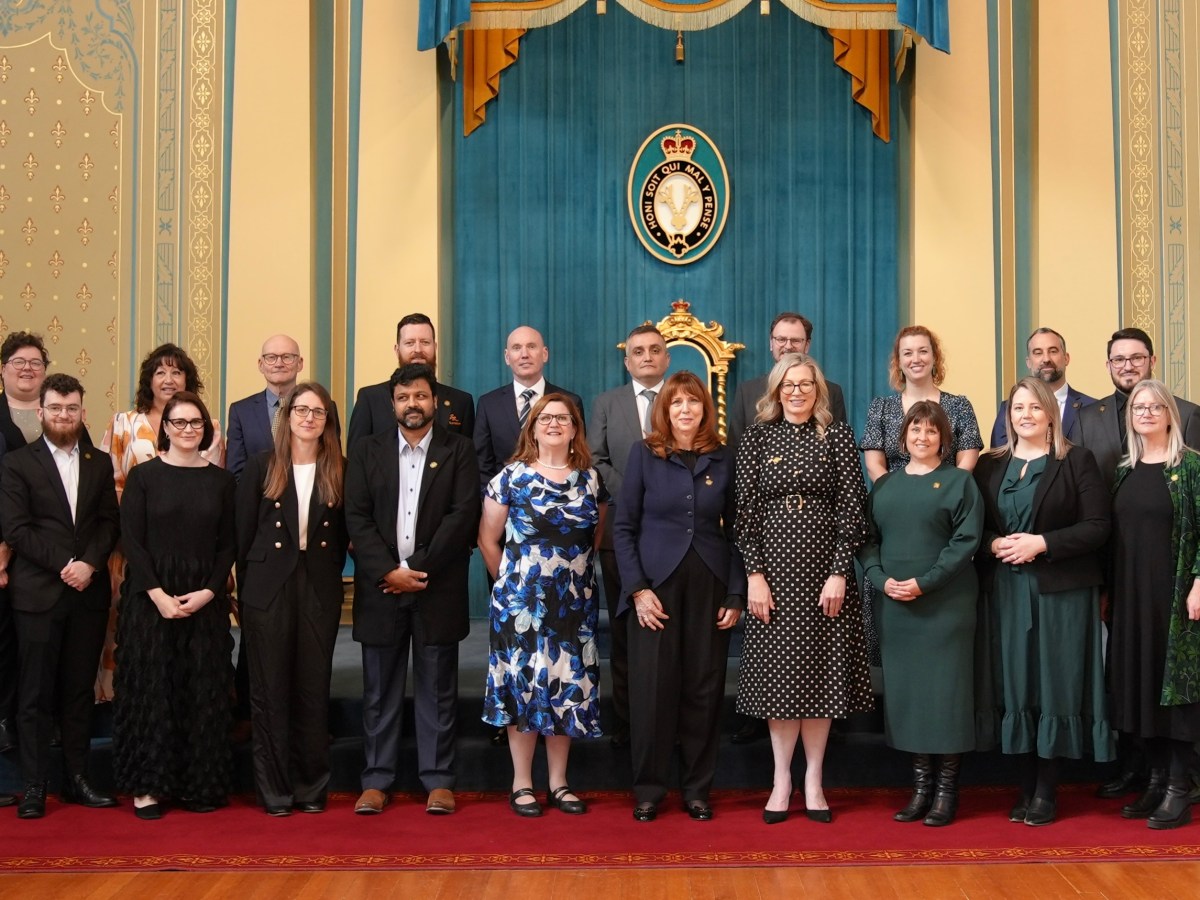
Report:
0,313,1198,834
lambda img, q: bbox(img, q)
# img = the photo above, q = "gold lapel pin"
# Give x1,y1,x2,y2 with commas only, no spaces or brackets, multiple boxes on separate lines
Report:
1172,473,1179,482
430,461,439,468
933,482,941,489
705,476,713,486
769,456,782,464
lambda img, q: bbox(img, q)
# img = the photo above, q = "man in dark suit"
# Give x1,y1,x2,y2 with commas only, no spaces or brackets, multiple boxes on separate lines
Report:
0,332,94,758
727,312,848,451
0,373,120,818
345,363,480,817
1076,327,1200,490
989,327,1095,448
474,325,585,488
588,324,670,749
347,313,474,451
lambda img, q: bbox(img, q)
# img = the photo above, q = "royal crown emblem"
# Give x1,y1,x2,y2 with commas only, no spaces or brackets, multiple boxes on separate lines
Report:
628,124,729,266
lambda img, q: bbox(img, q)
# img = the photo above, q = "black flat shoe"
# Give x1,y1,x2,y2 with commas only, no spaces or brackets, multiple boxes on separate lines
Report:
265,805,291,817
182,799,220,813
61,774,118,808
633,801,657,822
0,794,15,808
1096,769,1146,799
1024,797,1057,826
684,800,713,821
548,786,587,815
1009,795,1031,823
804,807,833,824
17,784,45,819
294,801,325,814
509,787,542,818
134,802,162,821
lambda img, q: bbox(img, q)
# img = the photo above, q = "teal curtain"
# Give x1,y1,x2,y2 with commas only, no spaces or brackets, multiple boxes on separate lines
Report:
898,0,950,51
448,3,899,439
418,0,472,50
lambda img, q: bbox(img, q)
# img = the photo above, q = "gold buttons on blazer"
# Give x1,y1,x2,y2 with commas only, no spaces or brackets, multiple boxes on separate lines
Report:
274,541,282,549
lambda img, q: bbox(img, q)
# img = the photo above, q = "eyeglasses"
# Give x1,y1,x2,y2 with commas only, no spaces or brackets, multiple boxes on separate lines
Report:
1131,403,1167,417
779,380,816,395
770,336,808,349
167,418,205,431
261,353,300,365
6,357,46,371
42,404,82,417
1108,354,1150,368
291,405,327,420
535,413,572,426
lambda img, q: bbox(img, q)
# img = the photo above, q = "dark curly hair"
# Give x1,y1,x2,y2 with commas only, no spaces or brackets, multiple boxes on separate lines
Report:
134,343,203,412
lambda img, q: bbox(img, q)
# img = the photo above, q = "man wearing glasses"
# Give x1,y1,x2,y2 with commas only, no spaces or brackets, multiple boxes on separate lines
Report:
1076,327,1200,490
727,312,847,451
225,334,341,480
0,374,120,817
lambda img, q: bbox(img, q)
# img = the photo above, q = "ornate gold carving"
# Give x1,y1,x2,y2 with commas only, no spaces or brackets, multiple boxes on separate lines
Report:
1125,0,1155,333
46,315,63,344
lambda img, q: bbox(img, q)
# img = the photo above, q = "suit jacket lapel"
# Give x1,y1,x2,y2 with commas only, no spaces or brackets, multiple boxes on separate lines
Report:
1030,453,1062,522
32,440,75,525
305,476,327,546
383,429,401,530
282,474,301,546
417,429,451,512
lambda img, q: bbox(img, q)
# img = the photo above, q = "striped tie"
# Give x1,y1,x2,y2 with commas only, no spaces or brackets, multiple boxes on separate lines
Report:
518,388,536,427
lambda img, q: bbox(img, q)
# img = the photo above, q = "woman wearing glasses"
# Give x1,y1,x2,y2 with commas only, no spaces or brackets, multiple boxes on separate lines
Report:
112,392,237,819
973,377,1112,826
97,343,224,701
235,383,347,816
1109,380,1200,830
735,353,872,823
478,395,607,817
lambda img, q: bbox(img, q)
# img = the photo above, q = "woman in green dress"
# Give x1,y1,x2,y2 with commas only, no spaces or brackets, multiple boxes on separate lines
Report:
973,376,1114,827
860,401,983,826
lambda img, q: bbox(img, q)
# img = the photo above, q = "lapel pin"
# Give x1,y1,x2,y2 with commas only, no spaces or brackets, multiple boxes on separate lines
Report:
769,456,782,464
933,482,941,489
430,461,438,468
84,452,91,460
1172,473,1179,482
705,476,713,486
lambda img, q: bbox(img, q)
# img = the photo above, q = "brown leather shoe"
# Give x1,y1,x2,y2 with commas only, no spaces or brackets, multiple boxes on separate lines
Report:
426,788,455,815
354,789,390,815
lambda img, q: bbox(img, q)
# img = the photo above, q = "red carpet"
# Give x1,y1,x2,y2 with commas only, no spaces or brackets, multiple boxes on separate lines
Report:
3,785,1200,871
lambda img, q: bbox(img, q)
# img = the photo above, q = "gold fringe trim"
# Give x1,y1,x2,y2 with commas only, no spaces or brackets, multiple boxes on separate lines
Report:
466,0,590,30
776,0,897,30
613,0,752,31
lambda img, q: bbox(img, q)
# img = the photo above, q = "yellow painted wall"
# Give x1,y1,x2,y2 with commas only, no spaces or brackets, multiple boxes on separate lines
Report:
226,3,313,408
354,1,440,393
1036,0,1117,400
910,0,996,411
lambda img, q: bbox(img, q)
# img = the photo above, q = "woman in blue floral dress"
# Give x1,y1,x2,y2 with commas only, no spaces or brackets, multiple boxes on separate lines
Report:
478,394,608,818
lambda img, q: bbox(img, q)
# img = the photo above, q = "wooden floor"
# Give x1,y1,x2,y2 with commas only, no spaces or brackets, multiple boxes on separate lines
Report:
0,862,1195,898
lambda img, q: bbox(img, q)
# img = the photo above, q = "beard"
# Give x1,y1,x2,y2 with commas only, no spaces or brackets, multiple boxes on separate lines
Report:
1034,364,1064,384
401,350,437,371
398,407,433,431
42,417,83,449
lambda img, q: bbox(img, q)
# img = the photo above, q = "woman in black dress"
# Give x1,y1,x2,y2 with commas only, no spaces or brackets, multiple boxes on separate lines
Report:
735,353,872,824
113,391,237,819
1110,379,1200,830
236,382,347,816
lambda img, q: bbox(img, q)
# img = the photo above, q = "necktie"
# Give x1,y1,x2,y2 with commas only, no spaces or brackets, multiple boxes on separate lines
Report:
518,388,536,427
270,398,282,438
641,389,657,435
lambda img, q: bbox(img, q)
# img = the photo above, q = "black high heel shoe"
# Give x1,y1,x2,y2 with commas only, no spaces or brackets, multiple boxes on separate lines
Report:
804,807,833,824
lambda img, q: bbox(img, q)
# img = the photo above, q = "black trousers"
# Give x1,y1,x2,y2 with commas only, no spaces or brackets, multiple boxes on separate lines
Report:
627,548,731,804
14,597,106,783
598,547,630,736
0,586,16,722
243,562,341,807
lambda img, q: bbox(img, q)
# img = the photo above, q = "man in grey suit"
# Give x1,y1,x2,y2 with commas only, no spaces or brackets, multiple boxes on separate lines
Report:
1076,326,1200,490
727,312,848,451
588,324,671,749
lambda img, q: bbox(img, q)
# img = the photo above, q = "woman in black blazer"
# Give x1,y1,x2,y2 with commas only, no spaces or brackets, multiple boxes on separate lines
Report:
973,376,1114,827
614,371,745,822
236,382,348,816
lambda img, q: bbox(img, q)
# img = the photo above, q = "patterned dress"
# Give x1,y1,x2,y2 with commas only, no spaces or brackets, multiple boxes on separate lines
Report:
858,391,984,665
483,462,607,737
735,420,874,719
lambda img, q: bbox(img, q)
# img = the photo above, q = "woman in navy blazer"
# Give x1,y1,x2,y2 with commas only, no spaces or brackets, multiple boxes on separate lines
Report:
614,371,746,822
235,382,348,816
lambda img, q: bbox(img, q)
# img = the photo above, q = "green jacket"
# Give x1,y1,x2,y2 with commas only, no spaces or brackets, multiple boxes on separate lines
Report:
1114,449,1200,705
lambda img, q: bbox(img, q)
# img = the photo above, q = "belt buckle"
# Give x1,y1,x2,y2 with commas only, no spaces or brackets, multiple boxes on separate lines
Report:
785,493,804,512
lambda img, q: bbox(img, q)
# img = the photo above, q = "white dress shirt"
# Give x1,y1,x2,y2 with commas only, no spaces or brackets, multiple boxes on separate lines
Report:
396,428,434,565
293,462,316,551
633,379,666,437
46,437,80,523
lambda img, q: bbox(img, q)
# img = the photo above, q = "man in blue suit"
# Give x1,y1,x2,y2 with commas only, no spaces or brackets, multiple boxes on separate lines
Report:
988,327,1095,449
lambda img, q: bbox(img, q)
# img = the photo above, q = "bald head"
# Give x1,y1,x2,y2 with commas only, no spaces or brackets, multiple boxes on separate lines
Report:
503,326,549,387
258,334,304,392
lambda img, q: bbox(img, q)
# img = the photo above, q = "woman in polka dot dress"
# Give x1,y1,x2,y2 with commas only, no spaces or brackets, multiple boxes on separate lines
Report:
735,352,873,824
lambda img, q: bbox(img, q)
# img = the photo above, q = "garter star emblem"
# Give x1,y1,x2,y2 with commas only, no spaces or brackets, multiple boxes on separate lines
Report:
628,124,729,265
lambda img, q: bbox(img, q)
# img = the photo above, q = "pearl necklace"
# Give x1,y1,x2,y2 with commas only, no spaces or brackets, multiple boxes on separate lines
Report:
537,459,570,470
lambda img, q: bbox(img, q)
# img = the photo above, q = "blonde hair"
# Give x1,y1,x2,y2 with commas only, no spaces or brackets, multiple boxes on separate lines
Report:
754,352,833,438
888,325,946,391
1123,379,1186,468
989,376,1069,461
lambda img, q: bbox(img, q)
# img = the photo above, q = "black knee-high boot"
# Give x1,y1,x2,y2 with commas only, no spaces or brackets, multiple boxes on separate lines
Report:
923,754,960,827
894,753,934,822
